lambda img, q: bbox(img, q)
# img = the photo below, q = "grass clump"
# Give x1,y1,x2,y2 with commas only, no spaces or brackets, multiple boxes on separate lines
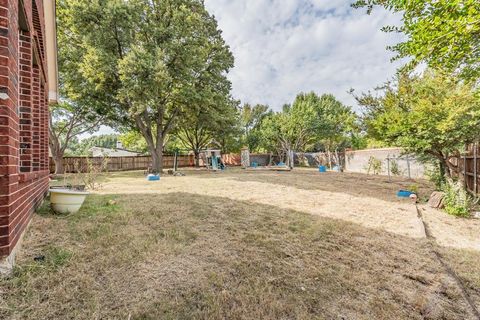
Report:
10,246,73,281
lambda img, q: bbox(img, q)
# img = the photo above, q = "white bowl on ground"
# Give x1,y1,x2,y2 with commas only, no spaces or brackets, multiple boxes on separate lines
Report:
49,188,89,214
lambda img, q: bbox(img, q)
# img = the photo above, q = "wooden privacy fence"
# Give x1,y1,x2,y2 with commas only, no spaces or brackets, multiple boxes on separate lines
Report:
50,154,242,174
449,143,479,194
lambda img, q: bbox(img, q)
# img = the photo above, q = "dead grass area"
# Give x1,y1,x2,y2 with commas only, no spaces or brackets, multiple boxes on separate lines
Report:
0,169,478,319
440,248,480,313
215,168,435,203
96,169,427,239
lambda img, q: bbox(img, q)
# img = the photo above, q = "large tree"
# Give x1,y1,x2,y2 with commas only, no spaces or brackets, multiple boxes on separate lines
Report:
49,102,102,174
355,71,480,178
259,92,354,158
311,94,356,168
353,0,480,80
58,0,234,174
312,94,356,153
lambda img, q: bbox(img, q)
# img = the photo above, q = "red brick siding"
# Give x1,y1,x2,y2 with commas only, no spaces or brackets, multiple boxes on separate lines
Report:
0,0,49,257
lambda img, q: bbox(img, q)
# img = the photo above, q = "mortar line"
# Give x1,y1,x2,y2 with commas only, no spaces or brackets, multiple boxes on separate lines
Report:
415,205,480,320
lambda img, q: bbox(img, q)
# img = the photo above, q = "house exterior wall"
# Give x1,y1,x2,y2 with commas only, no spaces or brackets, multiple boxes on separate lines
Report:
0,0,52,258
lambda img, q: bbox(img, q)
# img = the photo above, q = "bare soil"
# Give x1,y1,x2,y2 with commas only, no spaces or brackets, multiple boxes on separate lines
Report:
1,168,478,319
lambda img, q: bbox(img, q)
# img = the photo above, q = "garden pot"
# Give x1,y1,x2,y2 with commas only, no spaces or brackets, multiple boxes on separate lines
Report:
49,188,89,214
50,185,86,191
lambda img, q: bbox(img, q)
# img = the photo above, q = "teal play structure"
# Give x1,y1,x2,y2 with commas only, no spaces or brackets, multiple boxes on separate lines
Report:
203,149,224,171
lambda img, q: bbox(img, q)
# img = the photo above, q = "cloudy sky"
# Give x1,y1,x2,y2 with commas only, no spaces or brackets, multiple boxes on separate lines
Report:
87,0,404,138
204,0,404,111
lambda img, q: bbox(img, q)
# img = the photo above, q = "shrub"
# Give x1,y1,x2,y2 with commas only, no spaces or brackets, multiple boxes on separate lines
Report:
390,159,402,176
442,179,472,217
81,157,109,190
406,184,419,194
366,156,382,175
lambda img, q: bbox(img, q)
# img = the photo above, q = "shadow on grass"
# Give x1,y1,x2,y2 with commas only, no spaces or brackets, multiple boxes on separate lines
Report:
1,192,476,320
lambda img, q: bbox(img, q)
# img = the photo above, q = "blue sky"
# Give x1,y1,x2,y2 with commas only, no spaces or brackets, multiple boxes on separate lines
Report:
86,0,403,138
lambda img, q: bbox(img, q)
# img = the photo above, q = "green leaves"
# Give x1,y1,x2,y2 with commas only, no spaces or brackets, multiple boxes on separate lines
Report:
258,92,355,153
353,0,480,80
58,0,234,171
240,104,272,151
357,71,480,165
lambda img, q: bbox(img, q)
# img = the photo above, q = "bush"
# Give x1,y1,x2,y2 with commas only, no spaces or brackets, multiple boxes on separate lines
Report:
442,179,472,217
366,156,382,175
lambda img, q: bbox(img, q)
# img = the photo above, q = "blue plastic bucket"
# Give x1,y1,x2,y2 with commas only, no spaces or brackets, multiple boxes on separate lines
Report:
147,174,160,181
397,190,414,198
319,165,327,173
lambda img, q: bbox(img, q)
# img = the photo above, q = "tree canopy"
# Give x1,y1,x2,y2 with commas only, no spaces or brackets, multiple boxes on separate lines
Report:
239,104,272,151
175,96,239,166
353,0,480,80
49,101,102,173
58,0,234,173
355,71,480,177
259,92,355,157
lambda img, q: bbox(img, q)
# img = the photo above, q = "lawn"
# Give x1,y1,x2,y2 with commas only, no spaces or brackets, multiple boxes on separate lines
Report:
1,168,479,319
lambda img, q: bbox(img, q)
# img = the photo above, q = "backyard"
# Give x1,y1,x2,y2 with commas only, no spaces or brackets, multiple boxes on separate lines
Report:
1,169,480,319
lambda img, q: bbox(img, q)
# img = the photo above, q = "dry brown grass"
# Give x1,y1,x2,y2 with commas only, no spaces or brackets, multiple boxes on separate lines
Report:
440,247,480,314
0,169,478,319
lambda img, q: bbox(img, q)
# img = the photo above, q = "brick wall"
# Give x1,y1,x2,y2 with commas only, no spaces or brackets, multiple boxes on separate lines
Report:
0,0,49,257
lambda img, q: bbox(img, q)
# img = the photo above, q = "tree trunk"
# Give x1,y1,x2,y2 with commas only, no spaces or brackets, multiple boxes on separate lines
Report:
49,135,64,175
53,153,64,175
194,150,200,168
327,149,332,169
151,150,163,174
443,157,453,179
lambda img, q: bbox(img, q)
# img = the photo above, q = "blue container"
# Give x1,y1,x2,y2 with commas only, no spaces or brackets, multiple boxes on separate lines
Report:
251,162,258,168
147,174,160,181
397,190,414,198
319,165,327,173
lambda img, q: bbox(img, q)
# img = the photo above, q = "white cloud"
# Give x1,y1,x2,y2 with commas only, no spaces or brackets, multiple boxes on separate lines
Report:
205,0,404,111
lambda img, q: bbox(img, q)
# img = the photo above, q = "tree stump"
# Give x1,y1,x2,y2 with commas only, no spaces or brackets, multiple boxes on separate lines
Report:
428,191,445,209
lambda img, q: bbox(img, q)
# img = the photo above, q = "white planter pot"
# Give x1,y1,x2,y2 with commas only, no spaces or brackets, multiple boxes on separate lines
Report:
49,188,89,214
